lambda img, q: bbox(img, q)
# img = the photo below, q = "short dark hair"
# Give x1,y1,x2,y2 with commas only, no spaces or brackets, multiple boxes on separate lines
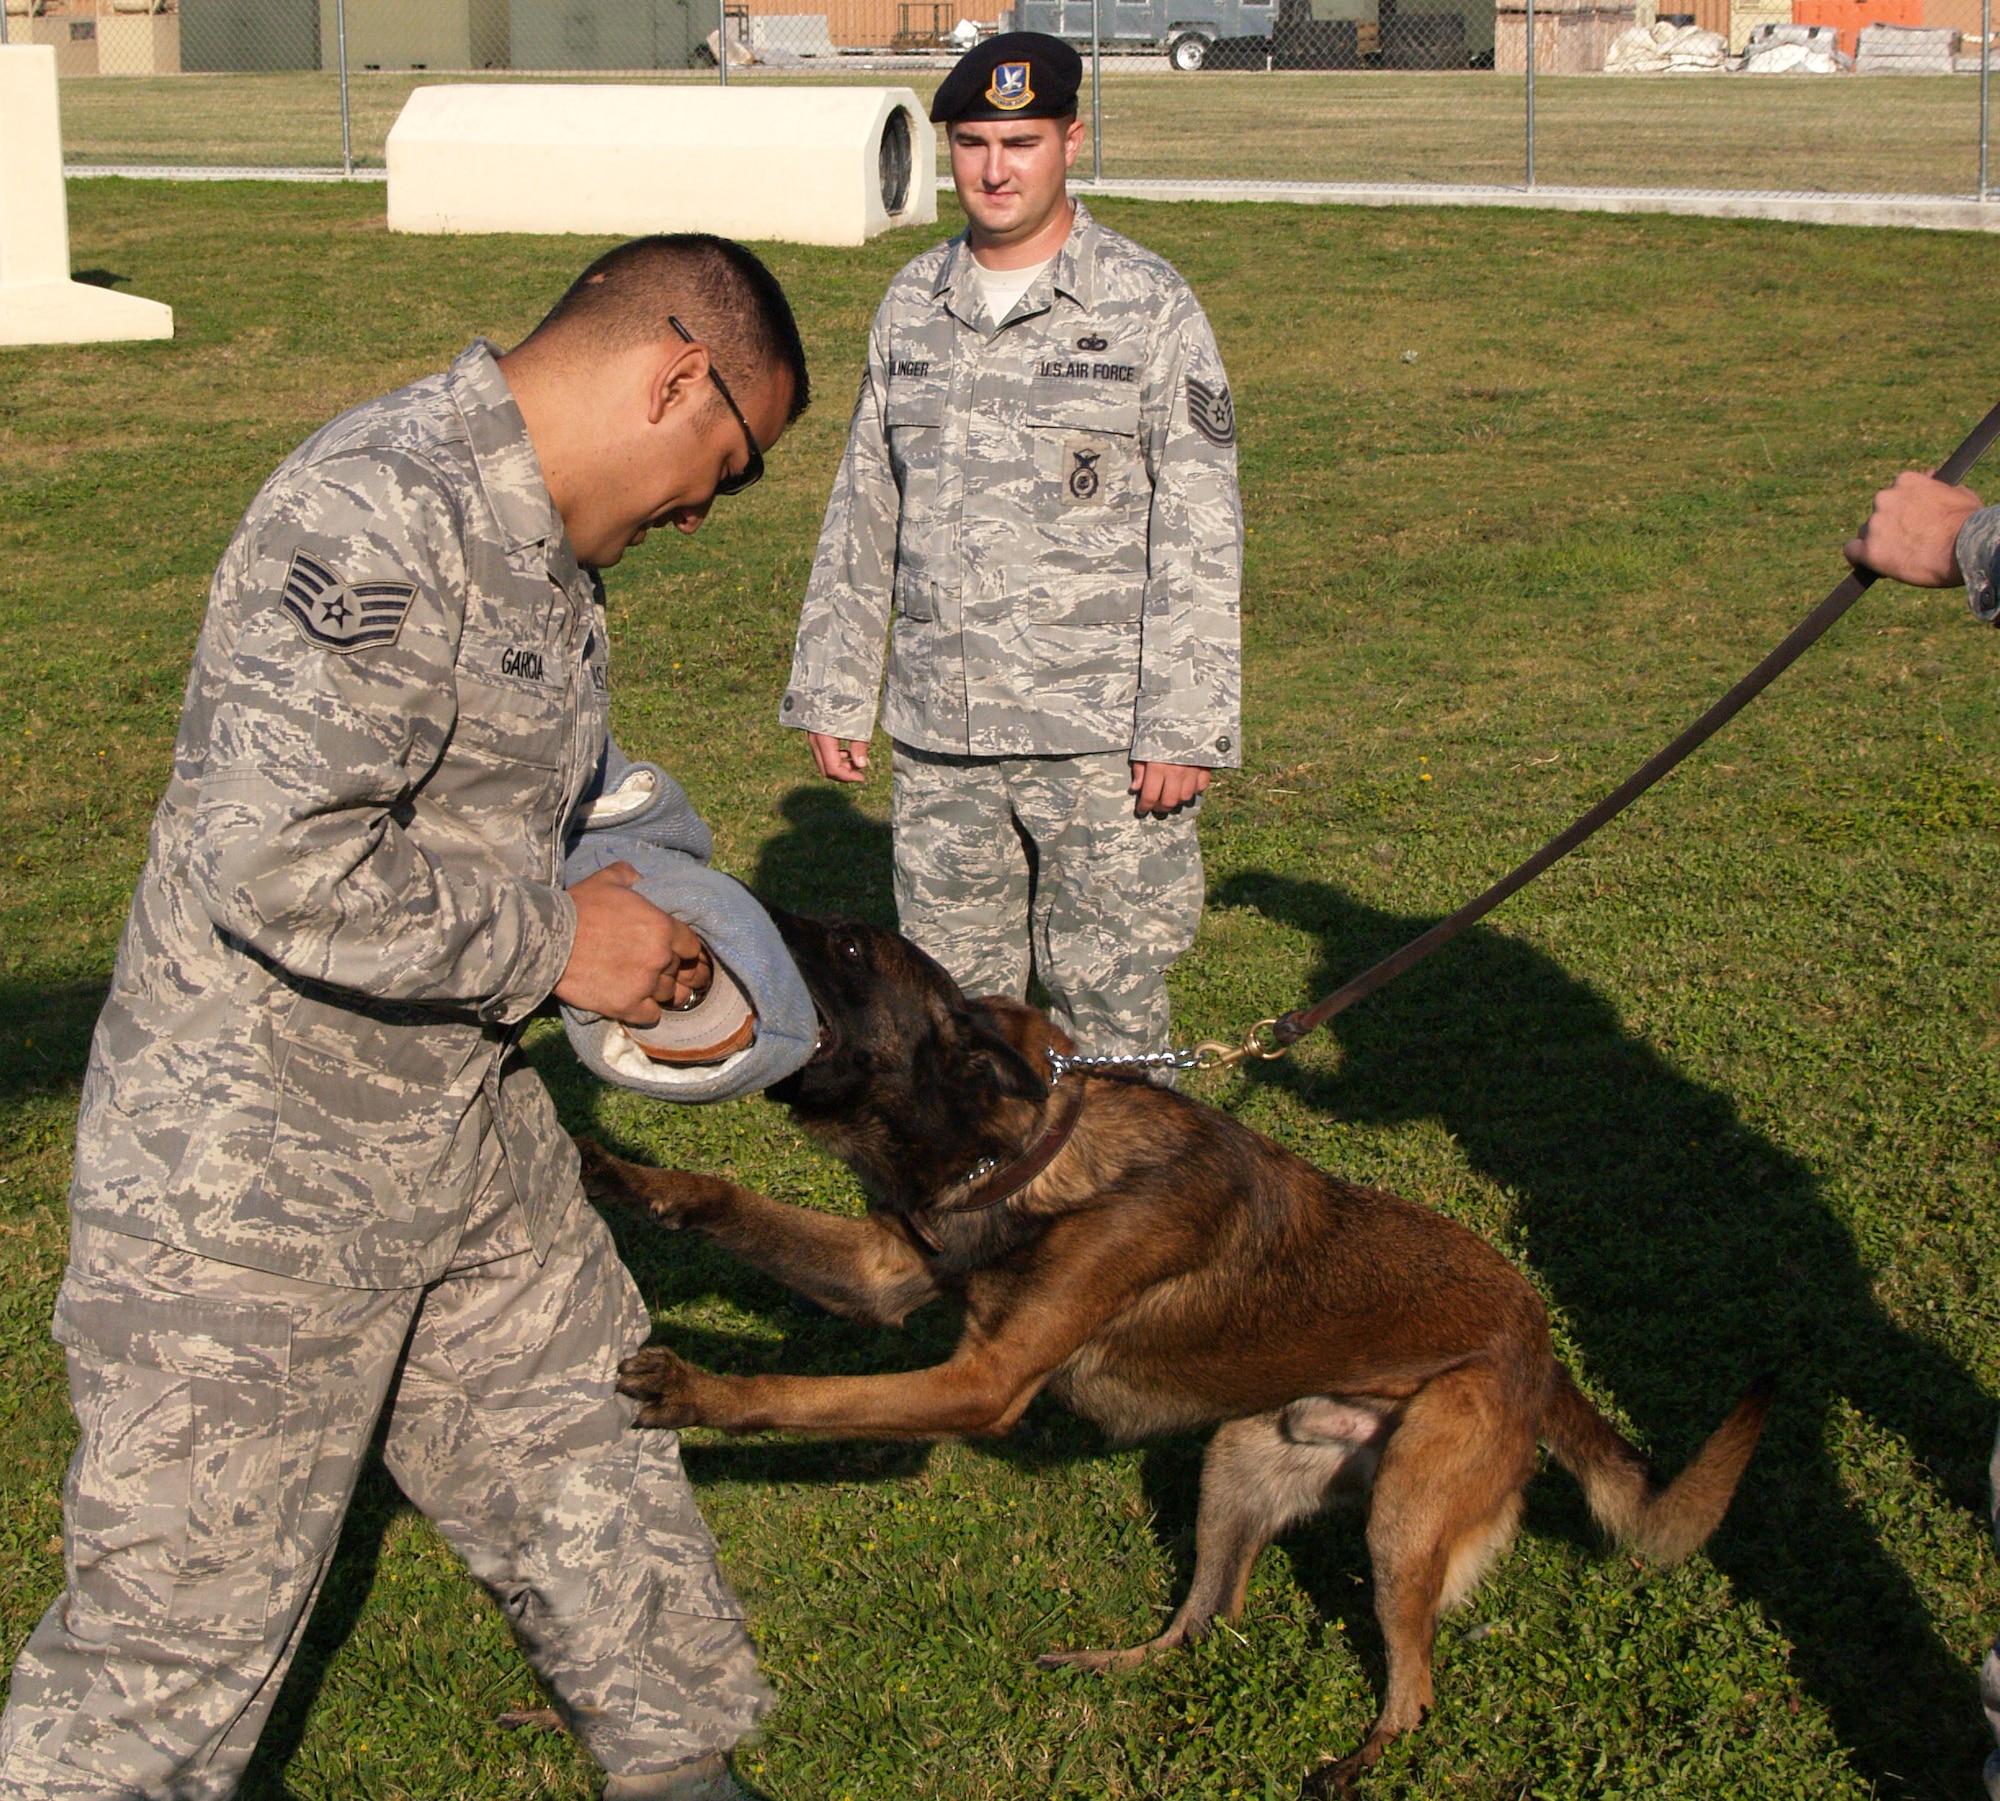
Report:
523,233,810,423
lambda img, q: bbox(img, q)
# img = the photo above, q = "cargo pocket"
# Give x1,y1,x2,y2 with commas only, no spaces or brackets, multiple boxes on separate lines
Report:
266,994,491,1227
52,1275,293,1653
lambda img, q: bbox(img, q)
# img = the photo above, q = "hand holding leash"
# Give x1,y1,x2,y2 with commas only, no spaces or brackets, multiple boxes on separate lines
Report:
1132,400,2000,1075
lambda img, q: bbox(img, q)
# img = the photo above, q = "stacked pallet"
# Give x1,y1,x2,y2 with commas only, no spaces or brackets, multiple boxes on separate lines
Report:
1495,0,1637,71
1853,19,1958,66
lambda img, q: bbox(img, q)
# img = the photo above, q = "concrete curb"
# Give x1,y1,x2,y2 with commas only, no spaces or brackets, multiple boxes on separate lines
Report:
63,164,2000,232
1072,176,2000,232
67,165,387,182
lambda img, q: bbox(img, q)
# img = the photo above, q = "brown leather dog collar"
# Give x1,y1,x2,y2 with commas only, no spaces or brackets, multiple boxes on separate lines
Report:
906,1071,1088,1250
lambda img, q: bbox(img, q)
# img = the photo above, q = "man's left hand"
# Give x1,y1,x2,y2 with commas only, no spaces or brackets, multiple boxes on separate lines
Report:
1129,760,1212,817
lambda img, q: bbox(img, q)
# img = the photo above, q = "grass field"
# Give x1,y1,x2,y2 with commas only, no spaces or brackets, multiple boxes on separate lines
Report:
51,65,1998,194
4,181,2000,1799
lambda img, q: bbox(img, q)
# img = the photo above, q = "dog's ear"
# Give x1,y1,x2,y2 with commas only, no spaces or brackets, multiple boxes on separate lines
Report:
955,1007,1050,1105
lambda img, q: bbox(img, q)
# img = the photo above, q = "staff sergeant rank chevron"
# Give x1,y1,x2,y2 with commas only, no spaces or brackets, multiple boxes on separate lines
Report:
282,548,418,654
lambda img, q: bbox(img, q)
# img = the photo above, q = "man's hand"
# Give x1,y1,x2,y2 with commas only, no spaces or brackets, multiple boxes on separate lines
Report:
1129,760,1212,817
1844,471,1983,587
556,862,713,1026
807,731,871,784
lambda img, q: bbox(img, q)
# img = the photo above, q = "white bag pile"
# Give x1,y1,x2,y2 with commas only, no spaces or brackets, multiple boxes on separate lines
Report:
1604,20,1730,72
1854,22,1960,71
1740,21,1849,71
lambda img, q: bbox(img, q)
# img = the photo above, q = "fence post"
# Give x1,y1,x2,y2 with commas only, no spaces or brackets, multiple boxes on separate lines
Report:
0,4,9,47
718,0,729,84
336,0,352,177
1524,0,1536,188
1982,0,1991,202
1091,0,1102,183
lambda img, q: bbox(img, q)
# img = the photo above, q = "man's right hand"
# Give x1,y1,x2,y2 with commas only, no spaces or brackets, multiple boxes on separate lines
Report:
1844,471,1984,587
807,731,871,784
556,862,712,1026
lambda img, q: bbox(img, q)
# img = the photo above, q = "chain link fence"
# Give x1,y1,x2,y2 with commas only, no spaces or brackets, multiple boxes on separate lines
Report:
19,0,1996,198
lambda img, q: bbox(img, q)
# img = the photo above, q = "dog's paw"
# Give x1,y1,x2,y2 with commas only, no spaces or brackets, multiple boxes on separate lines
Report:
575,1138,700,1227
1299,1751,1366,1799
574,1136,631,1202
617,1344,706,1429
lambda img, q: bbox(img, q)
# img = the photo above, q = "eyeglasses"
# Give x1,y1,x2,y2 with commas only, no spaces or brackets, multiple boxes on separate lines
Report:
670,315,764,496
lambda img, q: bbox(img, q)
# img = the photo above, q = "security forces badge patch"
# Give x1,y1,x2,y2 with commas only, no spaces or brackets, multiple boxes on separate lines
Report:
281,549,417,654
1063,436,1109,506
986,61,1033,109
1185,377,1236,448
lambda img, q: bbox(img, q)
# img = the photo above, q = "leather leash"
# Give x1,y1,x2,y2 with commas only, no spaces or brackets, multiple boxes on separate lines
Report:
1185,400,2000,1070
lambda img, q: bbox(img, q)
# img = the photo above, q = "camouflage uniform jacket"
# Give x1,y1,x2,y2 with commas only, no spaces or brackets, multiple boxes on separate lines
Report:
1958,504,2000,625
782,202,1243,766
69,341,605,1288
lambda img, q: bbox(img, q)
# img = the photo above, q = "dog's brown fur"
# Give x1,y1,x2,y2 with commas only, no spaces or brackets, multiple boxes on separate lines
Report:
581,913,1771,1794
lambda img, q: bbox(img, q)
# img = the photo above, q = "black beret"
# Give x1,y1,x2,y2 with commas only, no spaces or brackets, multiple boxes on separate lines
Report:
929,32,1082,124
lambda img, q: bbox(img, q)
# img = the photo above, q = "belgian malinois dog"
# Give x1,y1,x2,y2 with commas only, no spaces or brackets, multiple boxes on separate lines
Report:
581,912,1771,1794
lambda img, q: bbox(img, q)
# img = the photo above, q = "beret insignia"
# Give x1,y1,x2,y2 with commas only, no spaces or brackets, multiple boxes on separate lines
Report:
281,549,416,654
986,61,1034,109
1185,377,1236,448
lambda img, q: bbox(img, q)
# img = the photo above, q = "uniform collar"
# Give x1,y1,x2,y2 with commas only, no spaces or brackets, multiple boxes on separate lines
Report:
447,340,583,584
933,198,1101,324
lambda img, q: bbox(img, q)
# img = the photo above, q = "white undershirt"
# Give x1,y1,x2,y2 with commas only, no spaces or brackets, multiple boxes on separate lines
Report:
970,253,1055,328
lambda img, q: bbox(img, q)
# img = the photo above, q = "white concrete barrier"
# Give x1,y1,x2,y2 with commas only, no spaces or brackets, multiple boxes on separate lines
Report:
0,44,172,346
385,83,935,247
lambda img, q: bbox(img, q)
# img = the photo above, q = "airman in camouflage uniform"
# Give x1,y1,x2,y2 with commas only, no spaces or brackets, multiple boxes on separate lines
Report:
1,233,808,1801
783,41,1241,1060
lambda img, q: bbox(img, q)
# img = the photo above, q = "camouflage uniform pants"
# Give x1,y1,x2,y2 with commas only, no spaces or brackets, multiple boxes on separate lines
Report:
0,1157,769,1801
890,743,1204,1059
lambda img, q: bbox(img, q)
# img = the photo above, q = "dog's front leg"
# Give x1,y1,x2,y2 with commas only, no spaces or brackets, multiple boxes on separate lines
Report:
619,1213,1182,1439
618,1338,1050,1438
578,1138,940,1327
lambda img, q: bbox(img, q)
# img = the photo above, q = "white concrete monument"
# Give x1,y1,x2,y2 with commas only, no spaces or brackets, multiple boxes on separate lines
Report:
1,45,172,347
386,84,935,248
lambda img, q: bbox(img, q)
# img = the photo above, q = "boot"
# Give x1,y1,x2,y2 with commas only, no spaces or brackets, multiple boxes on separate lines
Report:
603,1752,771,1801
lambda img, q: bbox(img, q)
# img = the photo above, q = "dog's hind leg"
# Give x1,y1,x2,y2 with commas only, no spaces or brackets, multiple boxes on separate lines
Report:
1302,1366,1533,1799
1038,1410,1371,1674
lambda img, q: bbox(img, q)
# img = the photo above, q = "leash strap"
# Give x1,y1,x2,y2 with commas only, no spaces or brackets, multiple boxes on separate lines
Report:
1213,400,2000,1061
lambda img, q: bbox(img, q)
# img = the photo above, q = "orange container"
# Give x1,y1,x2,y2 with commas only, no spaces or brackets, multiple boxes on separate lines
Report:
1791,0,1924,54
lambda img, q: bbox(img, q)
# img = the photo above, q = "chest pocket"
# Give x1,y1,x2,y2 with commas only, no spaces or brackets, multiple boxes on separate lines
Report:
885,386,948,622
1021,395,1145,514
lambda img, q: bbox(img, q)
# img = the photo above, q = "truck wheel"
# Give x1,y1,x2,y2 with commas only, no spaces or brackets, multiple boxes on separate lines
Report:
1168,30,1212,69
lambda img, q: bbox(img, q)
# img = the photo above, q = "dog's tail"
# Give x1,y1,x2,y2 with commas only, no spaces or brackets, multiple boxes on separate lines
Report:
1540,1368,1774,1565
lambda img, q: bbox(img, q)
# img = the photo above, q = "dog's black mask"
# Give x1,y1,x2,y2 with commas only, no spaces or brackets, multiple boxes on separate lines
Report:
762,910,1050,1213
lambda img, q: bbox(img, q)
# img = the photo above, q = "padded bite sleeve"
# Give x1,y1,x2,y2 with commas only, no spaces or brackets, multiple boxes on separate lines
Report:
560,834,818,1103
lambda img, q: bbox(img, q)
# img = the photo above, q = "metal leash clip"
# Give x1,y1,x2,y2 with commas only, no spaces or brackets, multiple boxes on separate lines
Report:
1046,1019,1291,1084
1188,1018,1290,1071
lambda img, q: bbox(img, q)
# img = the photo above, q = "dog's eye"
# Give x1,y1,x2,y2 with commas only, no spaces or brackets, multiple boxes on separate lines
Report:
838,934,862,963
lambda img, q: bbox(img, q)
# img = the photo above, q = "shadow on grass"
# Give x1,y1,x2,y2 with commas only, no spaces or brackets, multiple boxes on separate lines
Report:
0,977,108,1104
237,1434,406,1801
1212,868,1993,1798
752,784,898,928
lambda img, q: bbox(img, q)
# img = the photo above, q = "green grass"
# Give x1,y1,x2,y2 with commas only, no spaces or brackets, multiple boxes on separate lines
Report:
4,181,2000,1798
52,65,1999,194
